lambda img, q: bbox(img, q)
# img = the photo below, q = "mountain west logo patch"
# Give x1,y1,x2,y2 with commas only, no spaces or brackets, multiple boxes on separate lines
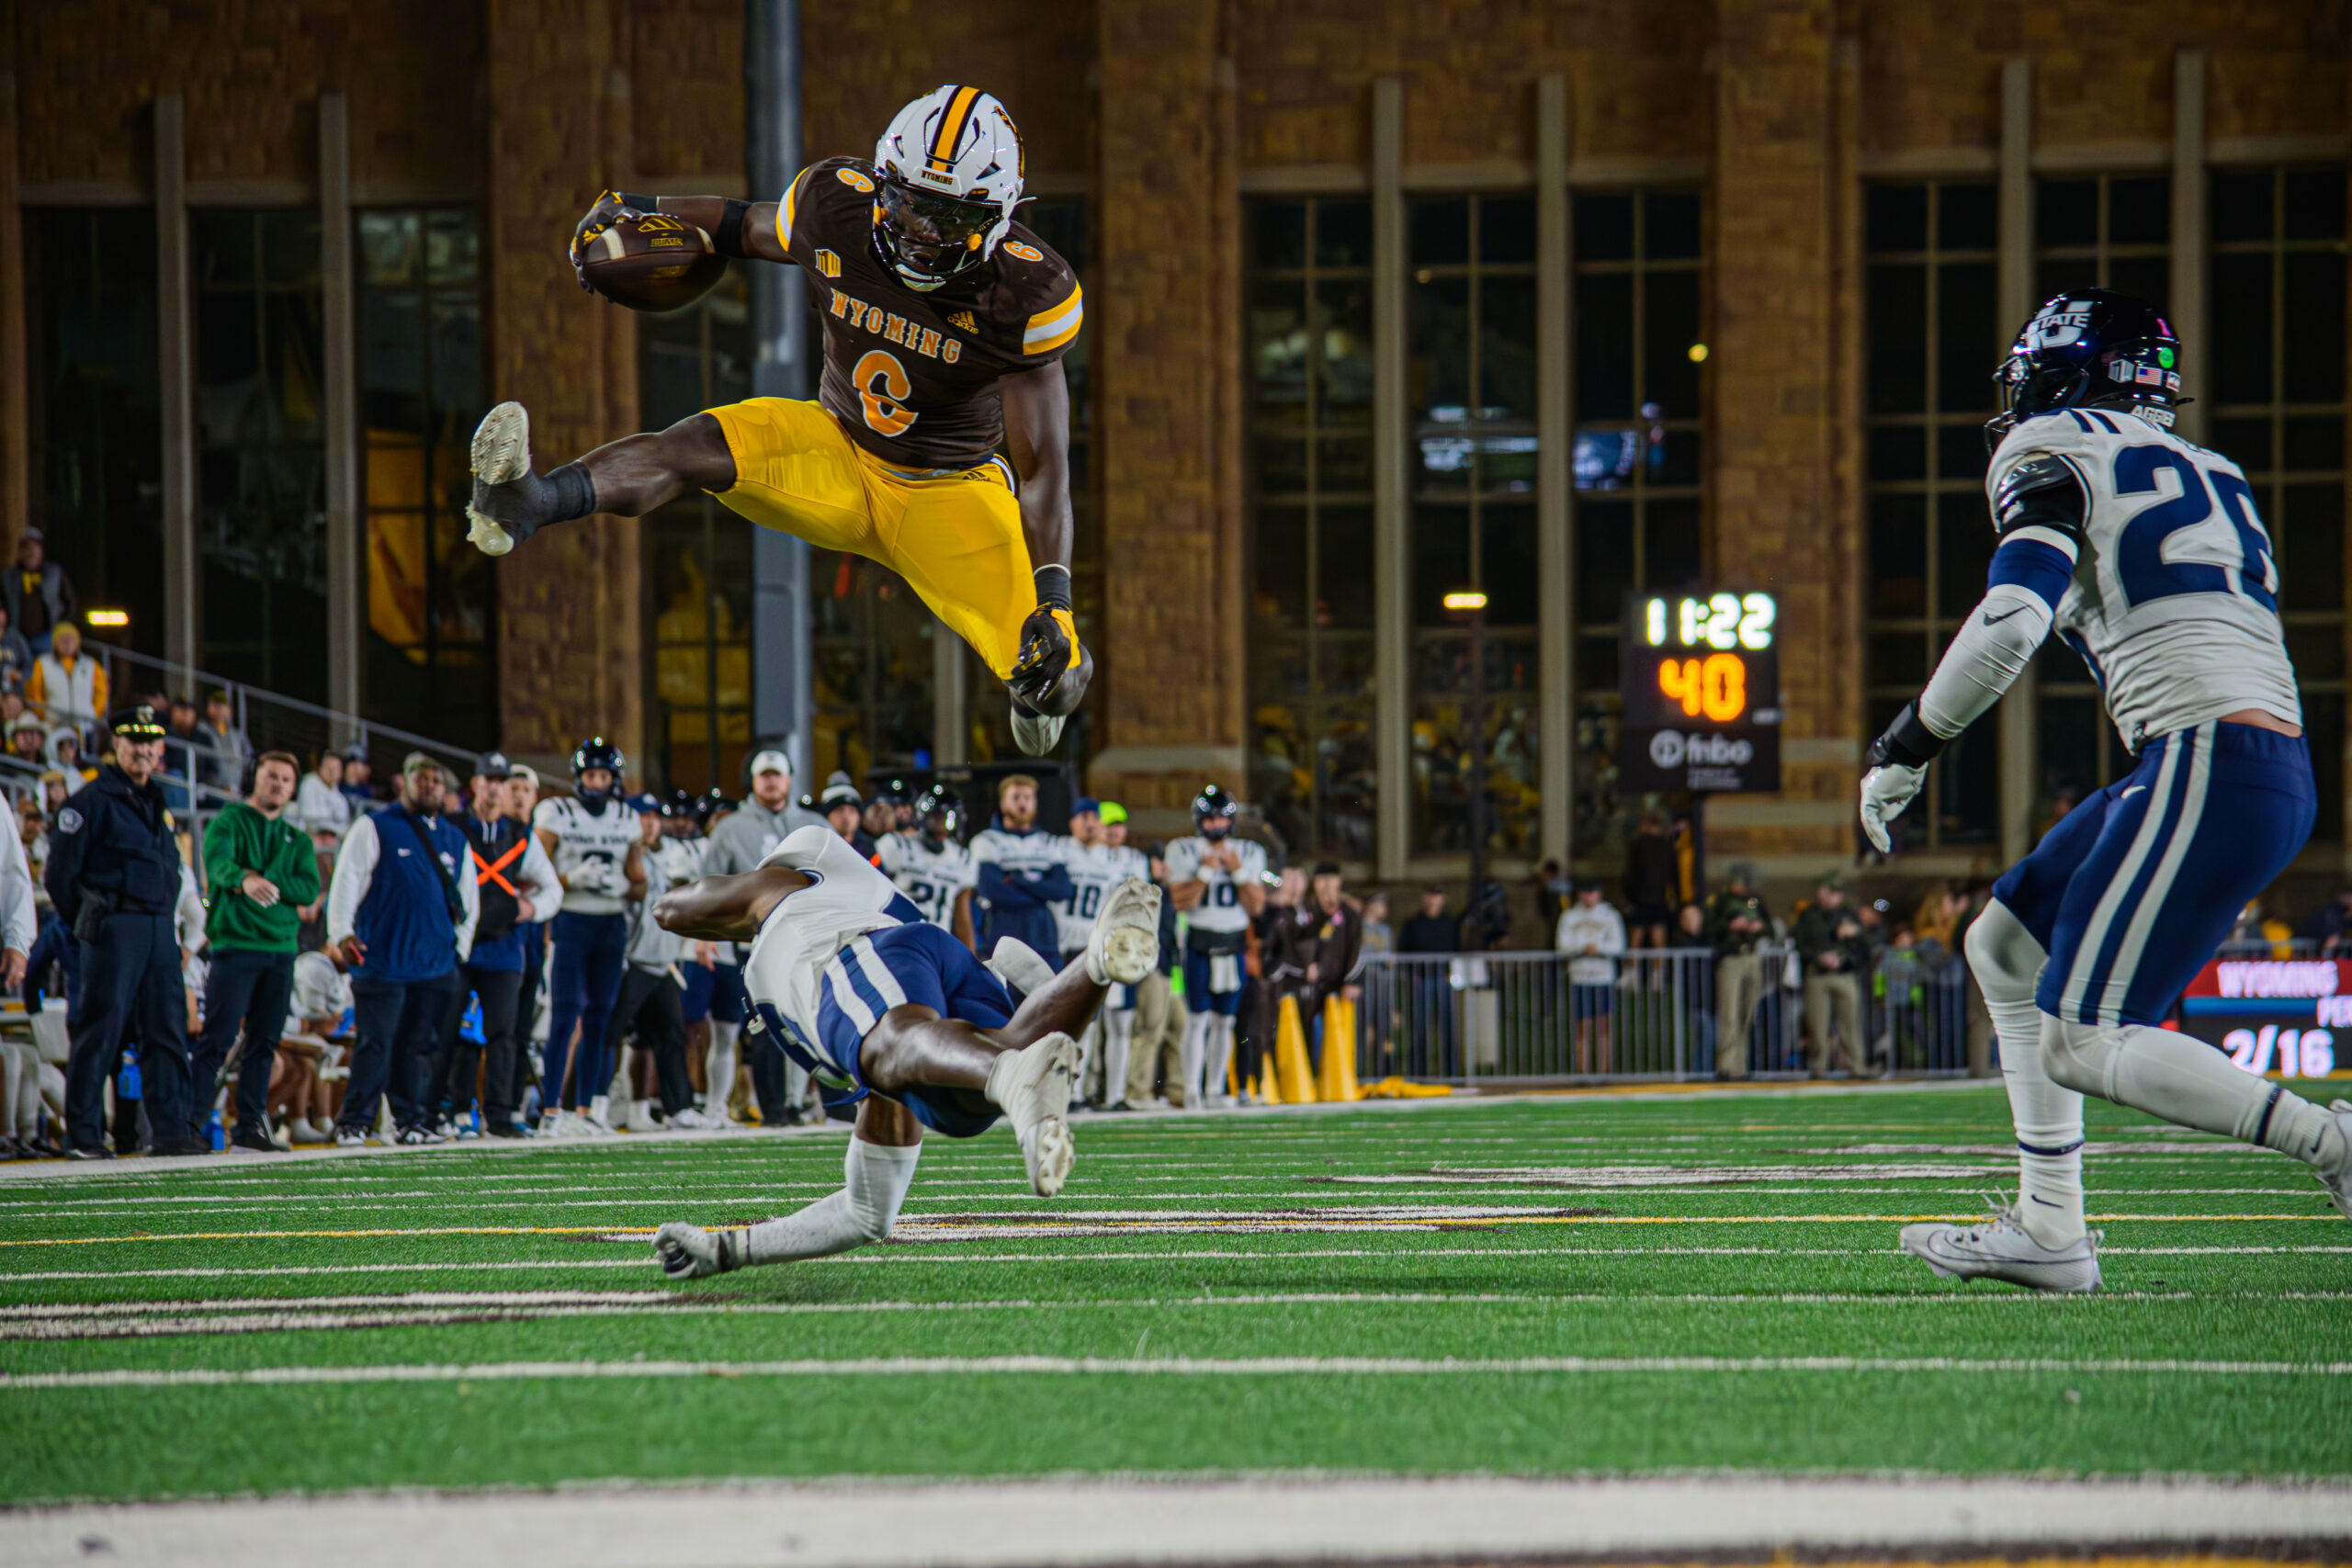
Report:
949,310,978,332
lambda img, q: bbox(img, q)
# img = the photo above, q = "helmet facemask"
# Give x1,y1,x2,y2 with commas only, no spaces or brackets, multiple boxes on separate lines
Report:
873,178,1000,290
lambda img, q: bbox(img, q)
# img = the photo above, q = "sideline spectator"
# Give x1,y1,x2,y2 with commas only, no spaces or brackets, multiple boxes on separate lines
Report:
1670,900,1718,1067
2301,888,2352,955
6,529,77,654
324,753,480,1145
25,622,106,733
0,604,33,695
6,718,45,767
971,773,1070,963
1267,861,1363,1077
162,695,204,803
697,748,825,1125
1533,858,1570,931
49,705,198,1157
820,771,876,858
1396,885,1462,1077
431,752,559,1139
338,746,377,809
1795,874,1871,1077
1706,863,1771,1080
502,764,550,1125
191,751,317,1153
1361,891,1393,959
1556,879,1627,1074
269,946,353,1143
46,727,93,784
1398,884,1462,953
199,690,250,792
291,750,353,840
1622,810,1679,949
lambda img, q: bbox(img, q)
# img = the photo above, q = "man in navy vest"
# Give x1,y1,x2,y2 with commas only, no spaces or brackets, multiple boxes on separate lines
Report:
324,752,479,1145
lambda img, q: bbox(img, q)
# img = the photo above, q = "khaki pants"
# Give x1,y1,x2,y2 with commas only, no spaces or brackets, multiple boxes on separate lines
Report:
1804,971,1869,1076
1713,953,1767,1078
1125,970,1188,1107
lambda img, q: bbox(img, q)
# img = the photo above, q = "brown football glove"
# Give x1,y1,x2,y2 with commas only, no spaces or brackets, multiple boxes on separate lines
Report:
1009,605,1082,713
569,190,654,291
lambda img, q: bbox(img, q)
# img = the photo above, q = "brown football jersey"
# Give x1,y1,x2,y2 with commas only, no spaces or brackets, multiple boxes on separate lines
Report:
778,157,1082,473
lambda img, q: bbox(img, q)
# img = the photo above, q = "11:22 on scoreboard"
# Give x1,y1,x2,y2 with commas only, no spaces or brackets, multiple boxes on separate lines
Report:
1634,592,1778,726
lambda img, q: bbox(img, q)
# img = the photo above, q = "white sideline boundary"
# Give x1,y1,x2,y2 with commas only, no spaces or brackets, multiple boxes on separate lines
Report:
6,1474,2349,1567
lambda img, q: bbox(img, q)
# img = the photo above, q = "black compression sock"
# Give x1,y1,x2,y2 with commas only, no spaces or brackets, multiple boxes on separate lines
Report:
547,462,598,523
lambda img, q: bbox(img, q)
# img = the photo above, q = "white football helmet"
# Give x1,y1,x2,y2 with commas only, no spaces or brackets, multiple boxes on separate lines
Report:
872,85,1025,290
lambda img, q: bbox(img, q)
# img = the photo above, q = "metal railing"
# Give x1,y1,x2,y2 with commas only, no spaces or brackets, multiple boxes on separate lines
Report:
1353,942,1991,1085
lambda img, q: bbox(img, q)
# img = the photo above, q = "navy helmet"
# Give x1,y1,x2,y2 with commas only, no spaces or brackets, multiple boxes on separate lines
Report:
571,737,627,800
914,784,964,845
1988,288,2186,450
1192,784,1238,840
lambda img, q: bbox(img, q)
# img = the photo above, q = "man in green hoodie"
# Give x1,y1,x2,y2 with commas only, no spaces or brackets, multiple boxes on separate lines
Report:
193,750,319,1152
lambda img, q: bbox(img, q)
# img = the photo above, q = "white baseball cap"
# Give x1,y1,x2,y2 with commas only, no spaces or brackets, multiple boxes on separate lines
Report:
748,749,793,778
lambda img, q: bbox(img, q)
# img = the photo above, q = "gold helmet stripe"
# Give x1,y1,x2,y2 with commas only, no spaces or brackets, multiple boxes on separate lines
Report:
928,85,983,172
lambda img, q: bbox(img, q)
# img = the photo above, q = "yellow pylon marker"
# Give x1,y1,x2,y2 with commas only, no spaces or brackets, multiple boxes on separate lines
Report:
1276,994,1319,1103
1320,993,1363,1101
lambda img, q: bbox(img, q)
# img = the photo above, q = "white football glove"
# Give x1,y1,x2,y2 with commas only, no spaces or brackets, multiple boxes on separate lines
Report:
1858,763,1927,854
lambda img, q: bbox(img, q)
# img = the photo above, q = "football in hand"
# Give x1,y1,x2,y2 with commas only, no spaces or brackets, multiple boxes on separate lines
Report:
577,211,727,312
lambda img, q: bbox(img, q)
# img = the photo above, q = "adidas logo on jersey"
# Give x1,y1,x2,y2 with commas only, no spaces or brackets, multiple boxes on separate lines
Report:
830,291,964,364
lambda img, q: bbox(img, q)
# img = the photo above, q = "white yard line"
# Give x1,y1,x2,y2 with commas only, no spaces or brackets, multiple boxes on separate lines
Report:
15,1472,2349,1567
7,1351,2349,1390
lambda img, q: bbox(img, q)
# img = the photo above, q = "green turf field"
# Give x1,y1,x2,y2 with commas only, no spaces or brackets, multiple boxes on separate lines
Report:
2,1083,2346,1505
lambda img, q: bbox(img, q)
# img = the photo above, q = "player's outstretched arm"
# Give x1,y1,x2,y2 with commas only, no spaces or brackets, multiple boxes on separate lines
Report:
652,866,810,943
1002,364,1091,716
1858,461,2082,852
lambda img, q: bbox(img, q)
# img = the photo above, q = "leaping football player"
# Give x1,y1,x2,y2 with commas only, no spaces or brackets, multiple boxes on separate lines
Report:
647,825,1160,1279
1858,288,2352,1292
465,85,1090,756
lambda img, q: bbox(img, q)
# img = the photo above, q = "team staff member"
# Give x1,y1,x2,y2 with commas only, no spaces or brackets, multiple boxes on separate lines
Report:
972,774,1069,965
503,765,549,1123
468,86,1092,757
47,705,198,1158
193,750,318,1153
435,752,560,1138
326,753,479,1145
699,748,826,1123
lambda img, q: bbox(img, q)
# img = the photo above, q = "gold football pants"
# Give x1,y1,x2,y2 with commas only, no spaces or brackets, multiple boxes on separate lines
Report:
706,397,1041,680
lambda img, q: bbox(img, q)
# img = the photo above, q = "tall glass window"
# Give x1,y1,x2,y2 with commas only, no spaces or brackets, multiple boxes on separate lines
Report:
356,209,492,746
642,265,752,794
2211,166,2347,840
1245,197,1375,859
22,208,164,657
2031,176,2171,814
1861,182,2000,850
194,209,328,702
1571,187,1703,856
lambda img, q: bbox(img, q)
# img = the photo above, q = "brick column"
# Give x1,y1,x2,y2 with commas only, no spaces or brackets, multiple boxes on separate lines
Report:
0,66,24,559
1704,0,1861,881
1086,0,1246,833
484,0,644,769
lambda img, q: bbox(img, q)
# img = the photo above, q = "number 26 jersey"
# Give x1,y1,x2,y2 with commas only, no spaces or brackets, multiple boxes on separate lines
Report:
1987,409,2299,750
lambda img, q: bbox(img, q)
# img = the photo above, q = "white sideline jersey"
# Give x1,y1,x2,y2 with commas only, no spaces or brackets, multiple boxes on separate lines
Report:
741,826,924,1066
626,837,701,971
1053,839,1148,953
533,795,640,916
1988,409,2300,749
1163,835,1265,935
878,833,976,931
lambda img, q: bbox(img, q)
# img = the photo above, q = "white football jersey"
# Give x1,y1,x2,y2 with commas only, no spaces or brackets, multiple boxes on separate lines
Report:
1988,408,2300,749
1163,834,1265,934
1053,838,1145,953
533,795,639,916
740,826,924,1086
879,833,976,931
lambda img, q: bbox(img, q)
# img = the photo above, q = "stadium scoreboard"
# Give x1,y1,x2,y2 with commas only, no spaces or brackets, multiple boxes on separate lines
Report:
1618,591,1782,794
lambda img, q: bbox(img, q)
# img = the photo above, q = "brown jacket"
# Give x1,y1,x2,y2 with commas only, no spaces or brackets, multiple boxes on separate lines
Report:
1264,895,1365,1017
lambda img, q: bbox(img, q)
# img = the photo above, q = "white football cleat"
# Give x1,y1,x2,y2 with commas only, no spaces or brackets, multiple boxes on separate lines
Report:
986,1031,1079,1197
653,1221,747,1281
1084,877,1162,987
984,938,1058,1002
466,400,532,556
2315,1100,2352,1222
1009,705,1064,758
1900,1201,2102,1293
668,1107,722,1131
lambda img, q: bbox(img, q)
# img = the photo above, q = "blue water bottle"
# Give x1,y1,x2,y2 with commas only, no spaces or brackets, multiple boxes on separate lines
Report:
118,1049,141,1101
207,1107,225,1151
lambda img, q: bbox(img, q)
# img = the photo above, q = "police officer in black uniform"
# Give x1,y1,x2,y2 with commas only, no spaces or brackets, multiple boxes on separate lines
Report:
46,705,205,1158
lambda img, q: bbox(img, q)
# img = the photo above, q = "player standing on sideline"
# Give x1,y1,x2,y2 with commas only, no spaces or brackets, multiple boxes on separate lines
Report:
1858,289,2352,1292
970,773,1070,968
1053,797,1128,1104
466,86,1091,757
648,828,1161,1278
532,739,639,1136
1165,786,1266,1108
1089,801,1152,1108
879,784,978,947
